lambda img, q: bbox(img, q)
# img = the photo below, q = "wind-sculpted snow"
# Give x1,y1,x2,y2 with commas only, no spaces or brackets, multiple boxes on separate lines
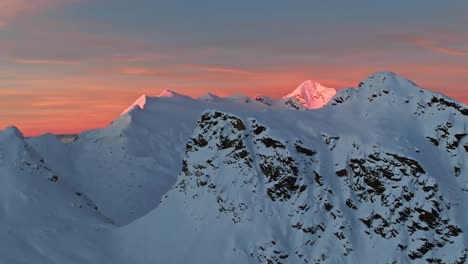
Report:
1,72,467,263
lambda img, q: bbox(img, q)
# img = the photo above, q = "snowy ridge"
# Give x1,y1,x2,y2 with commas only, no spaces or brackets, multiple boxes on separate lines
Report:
198,92,221,101
121,79,336,115
158,89,191,99
121,94,148,114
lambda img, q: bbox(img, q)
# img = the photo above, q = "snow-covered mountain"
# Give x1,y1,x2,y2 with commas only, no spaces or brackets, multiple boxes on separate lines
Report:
0,72,466,263
112,72,467,263
283,80,337,109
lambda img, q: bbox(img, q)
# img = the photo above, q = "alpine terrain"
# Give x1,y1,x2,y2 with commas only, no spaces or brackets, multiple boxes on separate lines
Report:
0,73,466,263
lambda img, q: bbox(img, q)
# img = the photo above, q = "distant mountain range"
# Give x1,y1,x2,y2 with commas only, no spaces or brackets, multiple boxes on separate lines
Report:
0,72,466,263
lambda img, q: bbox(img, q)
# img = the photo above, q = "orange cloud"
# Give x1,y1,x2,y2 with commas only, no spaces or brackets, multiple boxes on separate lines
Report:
1,59,467,137
0,85,142,136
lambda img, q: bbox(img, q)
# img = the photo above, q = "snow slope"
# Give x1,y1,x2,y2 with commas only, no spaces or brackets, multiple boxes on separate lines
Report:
0,127,114,264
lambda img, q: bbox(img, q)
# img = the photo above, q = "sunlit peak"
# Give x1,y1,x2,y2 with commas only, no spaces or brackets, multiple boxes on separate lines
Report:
283,80,337,109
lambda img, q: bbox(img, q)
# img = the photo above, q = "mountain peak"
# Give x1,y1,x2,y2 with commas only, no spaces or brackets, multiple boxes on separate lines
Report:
159,89,188,98
331,72,468,114
198,93,220,101
120,90,191,115
121,94,148,115
358,71,418,92
283,80,336,109
0,126,24,139
367,71,397,78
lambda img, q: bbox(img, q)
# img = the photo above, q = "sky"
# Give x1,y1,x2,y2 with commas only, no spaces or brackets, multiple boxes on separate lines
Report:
0,0,467,136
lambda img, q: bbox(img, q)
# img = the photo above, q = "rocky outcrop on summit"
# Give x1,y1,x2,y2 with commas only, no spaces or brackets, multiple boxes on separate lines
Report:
331,72,467,115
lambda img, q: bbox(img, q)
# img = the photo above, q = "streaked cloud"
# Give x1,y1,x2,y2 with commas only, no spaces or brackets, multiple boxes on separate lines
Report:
181,64,257,75
403,37,468,57
110,53,166,63
15,59,78,65
113,64,264,80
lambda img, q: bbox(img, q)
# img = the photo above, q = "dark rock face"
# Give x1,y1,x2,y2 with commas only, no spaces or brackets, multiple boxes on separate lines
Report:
336,150,464,260
428,96,468,116
283,97,306,110
254,96,272,106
